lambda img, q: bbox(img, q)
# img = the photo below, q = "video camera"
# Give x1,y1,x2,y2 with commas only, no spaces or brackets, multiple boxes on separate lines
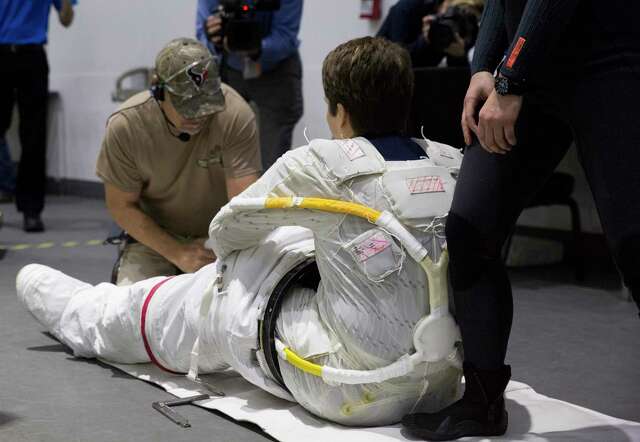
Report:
217,0,281,52
428,5,479,54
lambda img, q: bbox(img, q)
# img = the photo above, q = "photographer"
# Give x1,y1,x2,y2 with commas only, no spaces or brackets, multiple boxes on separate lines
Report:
377,0,483,68
97,39,261,285
196,0,303,170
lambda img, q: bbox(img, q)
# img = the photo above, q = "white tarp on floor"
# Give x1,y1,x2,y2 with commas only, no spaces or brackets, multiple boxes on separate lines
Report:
104,361,640,442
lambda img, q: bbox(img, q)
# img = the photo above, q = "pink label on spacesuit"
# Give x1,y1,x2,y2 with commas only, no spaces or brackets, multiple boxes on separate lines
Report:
406,176,445,194
339,139,365,161
351,231,391,262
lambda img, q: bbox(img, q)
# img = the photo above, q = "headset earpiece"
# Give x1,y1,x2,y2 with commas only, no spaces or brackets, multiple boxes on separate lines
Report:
151,74,165,101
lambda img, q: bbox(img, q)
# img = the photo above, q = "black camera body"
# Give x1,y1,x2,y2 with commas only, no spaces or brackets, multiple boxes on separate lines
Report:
428,5,479,54
218,0,281,52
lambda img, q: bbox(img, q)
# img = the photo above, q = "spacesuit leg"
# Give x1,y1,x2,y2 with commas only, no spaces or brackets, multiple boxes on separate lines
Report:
17,263,170,363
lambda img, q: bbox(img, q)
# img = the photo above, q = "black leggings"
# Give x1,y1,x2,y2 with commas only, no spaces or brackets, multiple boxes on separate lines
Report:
447,66,640,370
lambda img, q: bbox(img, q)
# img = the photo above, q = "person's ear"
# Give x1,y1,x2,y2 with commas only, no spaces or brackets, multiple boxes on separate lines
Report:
336,103,355,137
336,103,349,130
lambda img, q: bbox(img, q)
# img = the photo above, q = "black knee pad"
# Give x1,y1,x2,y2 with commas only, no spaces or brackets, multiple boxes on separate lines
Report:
446,212,504,291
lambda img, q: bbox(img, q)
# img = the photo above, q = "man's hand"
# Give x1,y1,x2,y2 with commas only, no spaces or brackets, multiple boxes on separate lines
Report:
58,0,74,27
421,15,436,43
206,14,224,47
170,239,216,273
477,90,523,154
461,71,495,146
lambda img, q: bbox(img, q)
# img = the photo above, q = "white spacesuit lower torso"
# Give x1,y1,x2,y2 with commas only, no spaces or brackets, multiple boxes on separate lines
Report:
17,136,463,427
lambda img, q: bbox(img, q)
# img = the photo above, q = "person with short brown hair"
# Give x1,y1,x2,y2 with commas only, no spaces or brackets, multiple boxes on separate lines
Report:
322,36,414,137
96,38,261,285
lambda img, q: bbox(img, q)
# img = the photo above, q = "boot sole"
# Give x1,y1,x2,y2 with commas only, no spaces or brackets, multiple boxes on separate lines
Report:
405,411,508,441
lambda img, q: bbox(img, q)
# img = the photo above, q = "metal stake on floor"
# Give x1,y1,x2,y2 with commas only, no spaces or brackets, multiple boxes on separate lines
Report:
152,394,211,428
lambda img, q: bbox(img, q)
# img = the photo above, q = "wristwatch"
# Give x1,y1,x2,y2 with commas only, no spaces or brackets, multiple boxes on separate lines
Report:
494,75,526,96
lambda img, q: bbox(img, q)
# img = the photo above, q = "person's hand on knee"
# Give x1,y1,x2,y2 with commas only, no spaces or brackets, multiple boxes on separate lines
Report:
477,90,522,154
461,71,495,146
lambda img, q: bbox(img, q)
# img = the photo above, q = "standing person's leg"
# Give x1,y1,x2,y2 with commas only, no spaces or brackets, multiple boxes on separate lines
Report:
246,54,303,170
224,67,250,101
0,52,17,198
0,137,16,197
449,100,573,372
15,48,49,231
403,98,573,440
571,66,640,314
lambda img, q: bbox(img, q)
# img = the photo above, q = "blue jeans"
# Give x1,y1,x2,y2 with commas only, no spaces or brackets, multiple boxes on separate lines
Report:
0,137,16,193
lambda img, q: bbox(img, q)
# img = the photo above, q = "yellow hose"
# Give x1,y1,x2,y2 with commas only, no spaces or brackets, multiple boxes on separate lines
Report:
283,347,323,377
261,196,427,381
264,197,382,223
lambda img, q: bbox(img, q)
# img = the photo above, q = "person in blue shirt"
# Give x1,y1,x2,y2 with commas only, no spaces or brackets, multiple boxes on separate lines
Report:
0,0,76,232
196,0,303,170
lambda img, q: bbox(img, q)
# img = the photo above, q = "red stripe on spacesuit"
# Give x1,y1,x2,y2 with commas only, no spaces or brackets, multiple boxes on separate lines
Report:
140,276,183,375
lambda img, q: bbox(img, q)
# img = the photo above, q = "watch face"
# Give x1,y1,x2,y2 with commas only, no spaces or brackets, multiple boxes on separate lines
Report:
495,77,509,95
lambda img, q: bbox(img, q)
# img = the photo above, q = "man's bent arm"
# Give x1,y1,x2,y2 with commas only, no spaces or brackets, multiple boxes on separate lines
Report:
226,173,259,199
105,183,212,272
209,147,342,259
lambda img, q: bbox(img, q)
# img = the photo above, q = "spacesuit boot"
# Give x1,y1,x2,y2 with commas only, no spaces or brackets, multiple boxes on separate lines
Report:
16,264,92,339
402,362,511,441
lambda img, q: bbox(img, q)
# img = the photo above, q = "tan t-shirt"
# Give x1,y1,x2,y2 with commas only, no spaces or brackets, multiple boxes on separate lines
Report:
96,85,261,238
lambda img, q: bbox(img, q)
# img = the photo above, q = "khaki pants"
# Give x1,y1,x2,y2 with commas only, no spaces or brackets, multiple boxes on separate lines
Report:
115,242,180,286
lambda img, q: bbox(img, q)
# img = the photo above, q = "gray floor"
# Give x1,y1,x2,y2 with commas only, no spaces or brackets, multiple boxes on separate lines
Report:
0,196,638,442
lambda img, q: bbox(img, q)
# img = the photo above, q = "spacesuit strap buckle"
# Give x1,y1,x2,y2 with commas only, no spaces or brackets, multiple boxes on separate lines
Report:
186,279,218,384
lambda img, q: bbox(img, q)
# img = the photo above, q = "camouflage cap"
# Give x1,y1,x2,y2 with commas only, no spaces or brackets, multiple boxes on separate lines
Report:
155,38,226,119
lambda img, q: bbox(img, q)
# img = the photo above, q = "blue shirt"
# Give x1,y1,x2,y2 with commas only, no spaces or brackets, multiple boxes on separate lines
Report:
0,0,76,45
367,135,427,162
196,0,302,73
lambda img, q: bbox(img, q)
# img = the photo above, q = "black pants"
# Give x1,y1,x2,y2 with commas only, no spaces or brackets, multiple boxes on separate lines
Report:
225,53,303,170
447,61,640,370
0,46,49,216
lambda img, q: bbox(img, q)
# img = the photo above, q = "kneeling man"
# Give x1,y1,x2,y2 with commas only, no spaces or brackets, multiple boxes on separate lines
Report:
17,37,463,426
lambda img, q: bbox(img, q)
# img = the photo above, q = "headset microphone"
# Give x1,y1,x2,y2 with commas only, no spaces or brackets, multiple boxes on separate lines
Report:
155,94,193,143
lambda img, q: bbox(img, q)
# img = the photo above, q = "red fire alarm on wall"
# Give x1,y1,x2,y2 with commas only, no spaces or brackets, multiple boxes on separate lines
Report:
360,0,382,20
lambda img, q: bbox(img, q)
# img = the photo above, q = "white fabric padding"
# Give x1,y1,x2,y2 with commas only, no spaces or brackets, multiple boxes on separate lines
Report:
103,361,640,442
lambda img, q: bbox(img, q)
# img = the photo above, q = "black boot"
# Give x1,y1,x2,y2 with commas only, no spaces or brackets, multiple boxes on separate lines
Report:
402,363,511,441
